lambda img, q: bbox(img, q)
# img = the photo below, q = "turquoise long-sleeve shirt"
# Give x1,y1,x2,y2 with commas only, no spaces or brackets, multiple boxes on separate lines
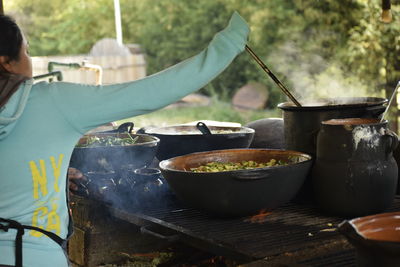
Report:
0,12,249,266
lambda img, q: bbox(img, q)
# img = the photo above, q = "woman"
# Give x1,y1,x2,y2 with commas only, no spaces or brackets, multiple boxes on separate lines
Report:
0,12,249,267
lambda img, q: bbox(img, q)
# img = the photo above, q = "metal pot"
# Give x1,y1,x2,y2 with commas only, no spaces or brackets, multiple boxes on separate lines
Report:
159,148,312,217
116,167,171,211
278,97,387,202
278,97,387,156
69,133,160,173
139,122,255,161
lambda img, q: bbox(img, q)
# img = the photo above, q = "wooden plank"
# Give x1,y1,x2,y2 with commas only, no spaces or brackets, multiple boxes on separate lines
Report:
32,54,147,85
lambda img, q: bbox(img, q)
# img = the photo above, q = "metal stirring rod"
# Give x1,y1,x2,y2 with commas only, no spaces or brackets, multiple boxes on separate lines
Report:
381,81,400,122
245,45,302,107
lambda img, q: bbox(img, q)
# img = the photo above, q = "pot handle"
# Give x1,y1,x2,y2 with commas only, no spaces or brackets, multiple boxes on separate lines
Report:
116,122,134,133
337,220,357,241
136,127,147,134
140,226,179,242
364,105,387,118
232,170,272,180
384,129,399,157
338,219,367,247
196,122,212,135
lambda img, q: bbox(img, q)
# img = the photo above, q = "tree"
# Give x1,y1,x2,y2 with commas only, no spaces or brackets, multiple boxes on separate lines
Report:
6,0,115,55
343,1,400,130
344,1,400,89
5,0,398,109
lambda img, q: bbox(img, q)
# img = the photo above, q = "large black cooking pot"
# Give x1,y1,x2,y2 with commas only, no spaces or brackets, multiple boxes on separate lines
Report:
139,122,255,161
278,97,387,156
159,148,312,217
69,132,160,173
278,97,387,202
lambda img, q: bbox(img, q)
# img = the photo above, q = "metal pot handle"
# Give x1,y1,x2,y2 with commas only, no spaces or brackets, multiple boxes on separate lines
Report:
116,122,134,133
364,105,387,118
196,122,212,135
140,226,179,242
384,129,399,157
232,170,272,180
136,127,147,134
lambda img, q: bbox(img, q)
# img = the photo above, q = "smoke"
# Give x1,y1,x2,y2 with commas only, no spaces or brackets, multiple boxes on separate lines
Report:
69,133,176,212
268,42,371,102
74,164,177,212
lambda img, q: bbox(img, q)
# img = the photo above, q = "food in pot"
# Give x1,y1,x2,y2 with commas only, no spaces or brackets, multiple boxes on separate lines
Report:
147,129,238,135
190,159,287,172
183,129,237,134
76,135,139,147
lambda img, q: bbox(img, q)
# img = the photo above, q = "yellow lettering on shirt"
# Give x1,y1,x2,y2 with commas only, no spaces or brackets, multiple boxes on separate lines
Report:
50,154,64,193
29,156,64,239
29,160,48,199
30,206,48,237
47,202,61,235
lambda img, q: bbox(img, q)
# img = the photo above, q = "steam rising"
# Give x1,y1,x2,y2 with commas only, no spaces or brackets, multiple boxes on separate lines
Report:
268,42,371,102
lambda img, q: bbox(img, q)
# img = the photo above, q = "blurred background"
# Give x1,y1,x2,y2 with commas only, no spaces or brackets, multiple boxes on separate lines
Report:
3,0,400,129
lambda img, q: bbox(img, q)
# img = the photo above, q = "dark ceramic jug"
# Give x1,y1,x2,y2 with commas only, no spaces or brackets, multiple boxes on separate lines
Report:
338,211,400,267
312,118,398,217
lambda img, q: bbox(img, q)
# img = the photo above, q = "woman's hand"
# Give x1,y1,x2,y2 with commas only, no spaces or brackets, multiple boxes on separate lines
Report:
68,167,85,194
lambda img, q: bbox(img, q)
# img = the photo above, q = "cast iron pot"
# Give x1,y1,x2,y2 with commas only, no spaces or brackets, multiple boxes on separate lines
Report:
69,132,160,173
139,122,255,161
278,97,387,156
338,211,400,267
159,148,313,217
278,97,387,202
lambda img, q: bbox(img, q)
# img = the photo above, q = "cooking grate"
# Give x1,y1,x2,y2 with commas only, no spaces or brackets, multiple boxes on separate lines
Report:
298,249,355,266
109,193,400,263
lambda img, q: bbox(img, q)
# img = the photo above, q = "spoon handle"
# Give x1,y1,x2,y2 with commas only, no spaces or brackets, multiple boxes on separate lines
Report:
245,45,302,107
380,81,400,122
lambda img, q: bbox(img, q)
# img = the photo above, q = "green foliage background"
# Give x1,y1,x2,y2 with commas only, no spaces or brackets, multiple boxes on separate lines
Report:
5,0,400,107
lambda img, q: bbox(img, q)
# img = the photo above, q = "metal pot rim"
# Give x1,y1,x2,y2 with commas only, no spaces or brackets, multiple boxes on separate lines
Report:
159,148,313,173
75,133,160,149
322,118,388,126
278,97,388,111
144,125,255,136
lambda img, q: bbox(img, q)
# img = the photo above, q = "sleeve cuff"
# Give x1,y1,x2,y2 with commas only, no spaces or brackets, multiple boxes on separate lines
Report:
219,11,250,52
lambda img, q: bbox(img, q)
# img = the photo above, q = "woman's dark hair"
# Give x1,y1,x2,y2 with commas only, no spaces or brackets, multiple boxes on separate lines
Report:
0,15,23,62
0,15,28,109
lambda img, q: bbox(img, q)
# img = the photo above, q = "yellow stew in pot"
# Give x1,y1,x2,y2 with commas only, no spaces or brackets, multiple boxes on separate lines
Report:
190,159,287,172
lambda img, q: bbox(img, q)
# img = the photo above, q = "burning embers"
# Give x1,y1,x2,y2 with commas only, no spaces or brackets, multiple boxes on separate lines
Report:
244,209,273,224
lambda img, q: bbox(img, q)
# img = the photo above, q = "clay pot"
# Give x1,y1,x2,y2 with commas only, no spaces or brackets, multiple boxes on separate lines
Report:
338,211,400,267
312,118,398,216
